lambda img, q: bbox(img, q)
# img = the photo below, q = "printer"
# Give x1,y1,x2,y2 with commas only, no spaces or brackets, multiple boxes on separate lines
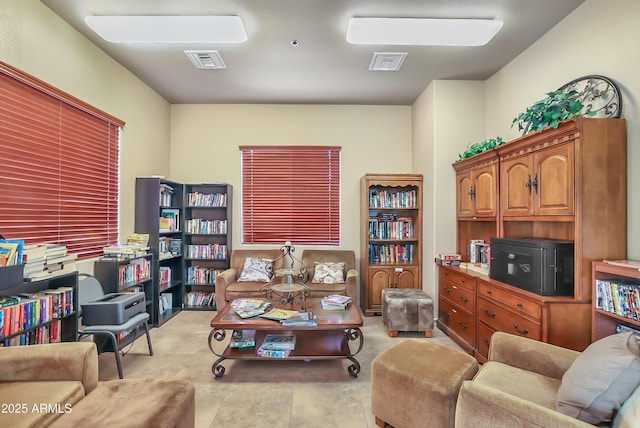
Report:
81,292,145,325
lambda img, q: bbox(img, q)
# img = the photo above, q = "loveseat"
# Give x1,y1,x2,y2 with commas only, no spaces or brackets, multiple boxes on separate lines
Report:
215,248,359,310
455,332,640,427
0,341,195,427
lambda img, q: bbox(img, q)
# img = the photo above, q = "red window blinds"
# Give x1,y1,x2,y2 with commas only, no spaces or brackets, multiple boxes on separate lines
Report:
0,62,124,259
240,146,341,245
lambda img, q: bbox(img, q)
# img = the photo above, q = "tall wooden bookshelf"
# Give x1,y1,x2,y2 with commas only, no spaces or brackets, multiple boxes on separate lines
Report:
360,174,423,316
135,178,184,326
183,183,232,311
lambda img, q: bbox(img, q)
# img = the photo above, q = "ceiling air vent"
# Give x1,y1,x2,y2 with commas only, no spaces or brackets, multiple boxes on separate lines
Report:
368,52,408,71
184,50,227,70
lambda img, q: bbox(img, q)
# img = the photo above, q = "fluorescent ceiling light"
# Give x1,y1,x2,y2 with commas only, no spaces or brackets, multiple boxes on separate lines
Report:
346,18,503,46
84,15,248,44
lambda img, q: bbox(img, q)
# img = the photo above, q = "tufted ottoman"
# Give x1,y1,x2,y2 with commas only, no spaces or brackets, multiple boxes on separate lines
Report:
50,378,195,428
382,288,434,337
371,339,479,428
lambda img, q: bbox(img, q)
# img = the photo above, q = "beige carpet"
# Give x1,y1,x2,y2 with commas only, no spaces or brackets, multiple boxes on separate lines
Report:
92,310,464,428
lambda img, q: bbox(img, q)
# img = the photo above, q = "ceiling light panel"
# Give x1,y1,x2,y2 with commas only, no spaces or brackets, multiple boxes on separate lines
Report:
346,18,503,46
84,15,248,44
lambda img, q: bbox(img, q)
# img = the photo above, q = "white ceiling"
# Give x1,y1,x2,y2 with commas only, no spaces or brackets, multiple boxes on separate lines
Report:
41,0,584,105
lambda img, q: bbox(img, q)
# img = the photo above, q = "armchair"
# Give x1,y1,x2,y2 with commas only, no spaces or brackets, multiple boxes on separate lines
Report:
301,249,358,302
215,249,284,310
455,332,640,428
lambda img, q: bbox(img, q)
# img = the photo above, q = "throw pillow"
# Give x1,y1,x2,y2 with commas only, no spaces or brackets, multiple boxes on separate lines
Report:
556,332,640,424
312,261,345,284
237,257,272,282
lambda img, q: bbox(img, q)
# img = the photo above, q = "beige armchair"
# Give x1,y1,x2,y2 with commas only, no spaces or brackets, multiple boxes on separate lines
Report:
215,249,284,310
301,249,358,302
455,332,640,428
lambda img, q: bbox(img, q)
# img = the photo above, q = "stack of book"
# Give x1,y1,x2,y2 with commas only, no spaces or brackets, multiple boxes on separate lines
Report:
435,253,462,266
321,294,352,310
280,311,317,327
22,244,47,280
229,330,256,349
231,298,271,318
257,334,296,358
44,245,77,278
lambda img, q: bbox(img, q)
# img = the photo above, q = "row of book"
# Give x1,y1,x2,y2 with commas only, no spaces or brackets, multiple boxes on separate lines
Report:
159,183,175,207
117,258,151,287
186,266,221,285
368,216,414,240
2,320,62,347
185,291,215,308
185,244,227,260
369,189,417,209
158,266,173,290
159,208,180,232
368,243,415,263
185,218,228,235
0,239,24,266
595,279,640,321
159,237,182,259
469,240,490,264
187,192,227,207
159,293,173,314
0,287,73,340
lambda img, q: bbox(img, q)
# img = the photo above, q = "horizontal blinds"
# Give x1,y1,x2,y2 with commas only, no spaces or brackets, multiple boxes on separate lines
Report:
0,62,122,259
241,146,340,245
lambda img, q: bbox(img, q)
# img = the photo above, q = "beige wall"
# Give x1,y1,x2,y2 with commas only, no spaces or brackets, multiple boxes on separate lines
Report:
169,104,412,259
412,81,486,299
0,0,172,271
483,0,640,258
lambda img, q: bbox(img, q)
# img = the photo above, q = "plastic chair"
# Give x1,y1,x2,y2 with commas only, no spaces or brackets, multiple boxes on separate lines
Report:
77,273,153,379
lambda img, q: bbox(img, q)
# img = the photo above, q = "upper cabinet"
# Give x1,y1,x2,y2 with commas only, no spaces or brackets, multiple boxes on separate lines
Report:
454,151,498,219
501,141,575,217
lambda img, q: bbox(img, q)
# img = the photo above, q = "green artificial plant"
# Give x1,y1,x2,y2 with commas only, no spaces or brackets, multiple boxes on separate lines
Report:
512,89,596,135
457,137,505,161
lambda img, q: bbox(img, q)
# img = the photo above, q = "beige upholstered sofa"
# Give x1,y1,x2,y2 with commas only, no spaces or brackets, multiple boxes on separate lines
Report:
0,341,195,427
215,248,359,310
455,332,640,428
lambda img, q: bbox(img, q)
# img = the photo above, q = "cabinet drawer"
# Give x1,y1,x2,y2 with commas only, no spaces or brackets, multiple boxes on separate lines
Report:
476,321,496,360
439,269,474,292
477,296,541,340
477,282,541,321
439,298,475,346
439,278,475,314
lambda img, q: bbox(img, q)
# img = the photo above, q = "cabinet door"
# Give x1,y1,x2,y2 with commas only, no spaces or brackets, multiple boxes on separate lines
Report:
501,155,532,216
456,171,473,217
368,268,392,308
473,164,498,217
395,266,419,289
533,143,574,216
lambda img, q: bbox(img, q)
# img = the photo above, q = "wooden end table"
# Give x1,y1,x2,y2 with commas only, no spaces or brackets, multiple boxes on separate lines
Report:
208,298,364,379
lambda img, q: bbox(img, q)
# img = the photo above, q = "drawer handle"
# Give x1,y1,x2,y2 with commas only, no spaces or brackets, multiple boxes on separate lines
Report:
460,279,465,283
486,290,492,295
458,321,468,330
514,324,529,335
517,302,523,307
440,310,450,319
444,287,451,294
452,308,458,314
484,308,496,318
452,285,458,290
459,295,468,303
483,338,489,345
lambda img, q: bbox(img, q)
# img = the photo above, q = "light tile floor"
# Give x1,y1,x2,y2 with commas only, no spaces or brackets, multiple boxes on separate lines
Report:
94,310,463,428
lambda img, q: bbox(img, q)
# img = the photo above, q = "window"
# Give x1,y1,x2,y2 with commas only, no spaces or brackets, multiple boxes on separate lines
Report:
0,62,124,259
240,146,340,245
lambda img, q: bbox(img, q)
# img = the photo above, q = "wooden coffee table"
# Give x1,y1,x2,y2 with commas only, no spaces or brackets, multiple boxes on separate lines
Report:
208,298,364,379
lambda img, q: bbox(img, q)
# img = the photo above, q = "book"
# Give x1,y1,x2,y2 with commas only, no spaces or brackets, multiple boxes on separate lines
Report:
256,348,291,358
259,334,296,351
229,330,256,349
323,294,352,305
0,242,20,266
280,312,318,327
604,260,640,271
259,308,298,321
231,299,272,319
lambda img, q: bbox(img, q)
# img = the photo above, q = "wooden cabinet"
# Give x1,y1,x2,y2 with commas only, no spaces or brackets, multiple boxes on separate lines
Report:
183,183,232,311
360,174,422,316
443,118,627,359
591,261,640,342
437,267,476,353
501,142,574,217
455,152,498,218
135,178,185,326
